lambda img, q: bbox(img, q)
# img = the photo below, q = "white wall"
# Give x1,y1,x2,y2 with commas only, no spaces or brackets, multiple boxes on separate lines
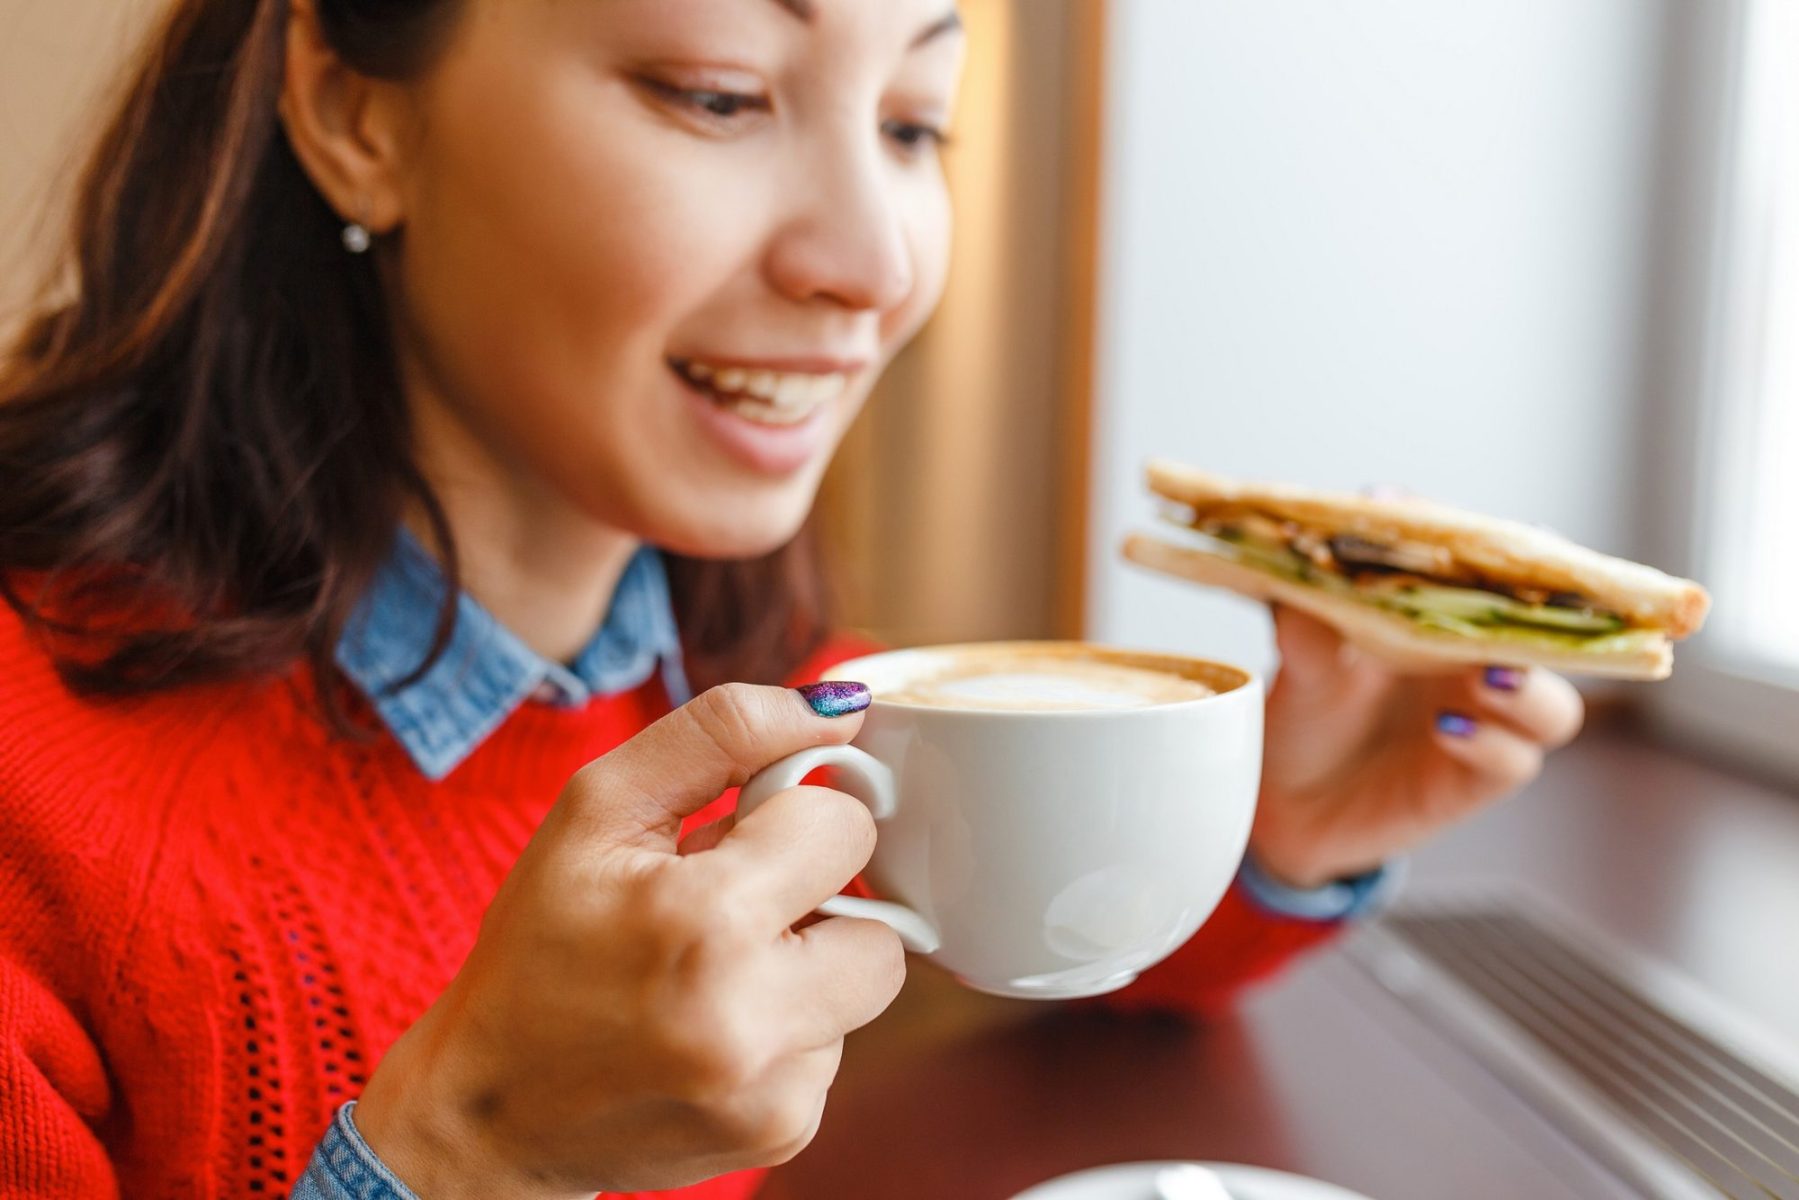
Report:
1085,0,1672,676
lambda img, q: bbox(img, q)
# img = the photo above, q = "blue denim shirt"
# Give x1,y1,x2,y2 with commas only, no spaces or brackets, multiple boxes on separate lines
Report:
293,529,1388,1200
296,1102,420,1200
334,527,691,779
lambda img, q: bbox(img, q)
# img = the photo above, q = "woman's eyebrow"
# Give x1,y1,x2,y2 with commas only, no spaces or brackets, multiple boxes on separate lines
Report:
759,0,964,49
763,0,814,19
909,9,963,48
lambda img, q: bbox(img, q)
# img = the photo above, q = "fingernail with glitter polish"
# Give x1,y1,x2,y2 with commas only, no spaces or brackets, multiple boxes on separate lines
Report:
1484,666,1524,692
798,681,871,718
1436,710,1478,739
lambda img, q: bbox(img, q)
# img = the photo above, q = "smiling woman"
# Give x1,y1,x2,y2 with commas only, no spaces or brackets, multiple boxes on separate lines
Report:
0,2,1605,1196
0,0,974,1195
0,0,964,708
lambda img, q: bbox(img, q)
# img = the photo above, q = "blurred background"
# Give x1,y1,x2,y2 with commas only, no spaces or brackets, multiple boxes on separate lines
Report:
841,0,1797,792
2,0,1793,784
8,7,1799,1193
832,0,1798,792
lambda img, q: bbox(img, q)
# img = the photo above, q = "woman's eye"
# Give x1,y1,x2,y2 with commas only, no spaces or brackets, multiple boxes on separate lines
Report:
685,89,766,118
883,119,950,155
641,78,771,124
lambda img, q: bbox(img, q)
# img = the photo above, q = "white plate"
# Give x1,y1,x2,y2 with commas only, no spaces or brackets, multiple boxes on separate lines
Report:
1008,1161,1377,1200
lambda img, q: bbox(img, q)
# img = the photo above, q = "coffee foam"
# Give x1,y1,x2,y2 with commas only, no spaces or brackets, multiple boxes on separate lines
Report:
877,651,1216,712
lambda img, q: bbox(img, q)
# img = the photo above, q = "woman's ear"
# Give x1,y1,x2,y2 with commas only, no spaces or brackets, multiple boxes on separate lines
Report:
277,0,411,234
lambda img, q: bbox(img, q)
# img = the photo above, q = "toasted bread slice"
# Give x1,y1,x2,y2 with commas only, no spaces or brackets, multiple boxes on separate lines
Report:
1144,461,1709,638
1122,533,1674,680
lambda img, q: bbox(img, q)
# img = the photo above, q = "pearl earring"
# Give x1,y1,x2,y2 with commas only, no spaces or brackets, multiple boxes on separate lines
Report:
341,201,373,254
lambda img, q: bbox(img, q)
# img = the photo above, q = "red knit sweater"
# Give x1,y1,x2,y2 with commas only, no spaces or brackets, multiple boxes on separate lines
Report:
0,605,1338,1199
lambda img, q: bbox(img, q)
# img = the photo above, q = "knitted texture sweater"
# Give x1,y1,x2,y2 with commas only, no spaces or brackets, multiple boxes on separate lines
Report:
0,606,1337,1198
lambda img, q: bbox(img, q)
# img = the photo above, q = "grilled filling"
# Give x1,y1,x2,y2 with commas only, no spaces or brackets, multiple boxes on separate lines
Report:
1188,511,1662,653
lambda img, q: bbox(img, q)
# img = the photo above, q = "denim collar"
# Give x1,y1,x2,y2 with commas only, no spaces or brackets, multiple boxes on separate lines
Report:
334,528,692,780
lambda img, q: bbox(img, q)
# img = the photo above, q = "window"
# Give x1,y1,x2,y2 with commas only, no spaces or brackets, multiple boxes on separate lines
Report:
1652,0,1799,781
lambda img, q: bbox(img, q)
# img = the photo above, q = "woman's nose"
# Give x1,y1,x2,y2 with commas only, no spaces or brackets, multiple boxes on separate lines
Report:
764,142,916,314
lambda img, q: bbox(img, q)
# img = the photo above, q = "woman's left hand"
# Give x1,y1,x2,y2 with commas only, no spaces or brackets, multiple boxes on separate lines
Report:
1249,604,1587,890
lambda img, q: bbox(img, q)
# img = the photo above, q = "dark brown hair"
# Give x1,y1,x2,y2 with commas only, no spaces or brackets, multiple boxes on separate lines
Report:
0,0,831,734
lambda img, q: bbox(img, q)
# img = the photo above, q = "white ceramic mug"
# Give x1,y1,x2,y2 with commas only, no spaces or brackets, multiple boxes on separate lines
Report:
737,642,1263,1000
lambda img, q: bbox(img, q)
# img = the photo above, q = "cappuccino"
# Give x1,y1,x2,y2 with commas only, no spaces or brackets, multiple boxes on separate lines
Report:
749,639,1261,997
878,649,1215,712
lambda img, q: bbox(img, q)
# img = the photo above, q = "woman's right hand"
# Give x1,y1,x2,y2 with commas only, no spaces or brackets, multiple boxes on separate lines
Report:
352,683,905,1199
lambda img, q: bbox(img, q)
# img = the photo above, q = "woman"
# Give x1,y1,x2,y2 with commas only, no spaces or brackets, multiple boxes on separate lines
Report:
0,1,1584,1197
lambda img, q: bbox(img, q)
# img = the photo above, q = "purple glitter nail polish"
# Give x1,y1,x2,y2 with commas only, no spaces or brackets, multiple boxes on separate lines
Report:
1484,666,1524,692
1436,710,1478,738
797,681,871,718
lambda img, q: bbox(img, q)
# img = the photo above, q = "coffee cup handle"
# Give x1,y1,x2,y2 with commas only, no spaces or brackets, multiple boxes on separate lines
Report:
737,745,942,955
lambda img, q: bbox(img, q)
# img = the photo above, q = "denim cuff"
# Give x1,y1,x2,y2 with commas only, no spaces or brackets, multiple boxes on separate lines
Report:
293,1101,421,1200
1236,854,1406,923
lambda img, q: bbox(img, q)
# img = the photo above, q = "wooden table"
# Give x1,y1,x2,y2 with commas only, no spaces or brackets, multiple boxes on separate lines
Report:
760,721,1799,1199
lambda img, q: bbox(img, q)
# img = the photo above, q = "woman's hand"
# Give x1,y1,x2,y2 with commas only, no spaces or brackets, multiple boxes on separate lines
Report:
1250,606,1587,890
353,684,906,1199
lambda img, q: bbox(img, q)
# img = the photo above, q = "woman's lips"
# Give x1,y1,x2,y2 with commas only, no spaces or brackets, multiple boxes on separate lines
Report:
670,358,850,475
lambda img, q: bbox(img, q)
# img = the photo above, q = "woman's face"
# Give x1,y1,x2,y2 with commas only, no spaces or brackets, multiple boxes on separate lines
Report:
387,0,964,558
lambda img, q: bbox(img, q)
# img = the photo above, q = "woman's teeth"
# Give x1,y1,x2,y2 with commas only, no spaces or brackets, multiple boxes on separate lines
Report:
681,360,849,426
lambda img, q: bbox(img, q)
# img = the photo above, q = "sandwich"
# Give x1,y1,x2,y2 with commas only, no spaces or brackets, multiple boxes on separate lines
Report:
1122,461,1710,680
